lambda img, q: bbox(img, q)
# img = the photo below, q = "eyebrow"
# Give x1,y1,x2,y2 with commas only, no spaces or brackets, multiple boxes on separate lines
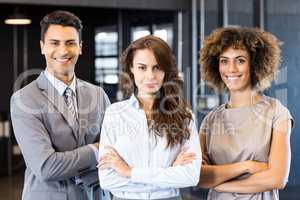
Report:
48,39,77,42
219,55,247,59
137,63,147,66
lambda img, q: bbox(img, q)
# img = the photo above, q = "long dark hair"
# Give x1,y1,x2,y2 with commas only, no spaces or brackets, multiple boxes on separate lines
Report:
120,35,192,148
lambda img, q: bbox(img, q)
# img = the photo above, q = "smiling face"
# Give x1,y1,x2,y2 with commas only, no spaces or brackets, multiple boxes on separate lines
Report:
219,47,252,92
40,24,82,79
131,48,165,98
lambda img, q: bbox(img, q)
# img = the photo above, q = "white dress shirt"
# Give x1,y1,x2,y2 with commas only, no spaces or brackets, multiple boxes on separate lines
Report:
99,95,201,199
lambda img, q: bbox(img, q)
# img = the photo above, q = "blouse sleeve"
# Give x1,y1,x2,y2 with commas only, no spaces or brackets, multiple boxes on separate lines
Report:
272,99,294,130
98,108,156,193
199,114,210,135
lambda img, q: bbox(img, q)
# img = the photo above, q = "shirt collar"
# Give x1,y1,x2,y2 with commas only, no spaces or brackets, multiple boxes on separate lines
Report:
128,94,140,109
44,68,77,96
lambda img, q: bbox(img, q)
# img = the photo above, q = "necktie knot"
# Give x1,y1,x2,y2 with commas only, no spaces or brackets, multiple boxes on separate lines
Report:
64,87,73,97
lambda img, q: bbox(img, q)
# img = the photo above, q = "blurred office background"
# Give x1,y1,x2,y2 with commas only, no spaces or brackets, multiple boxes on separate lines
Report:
0,0,299,199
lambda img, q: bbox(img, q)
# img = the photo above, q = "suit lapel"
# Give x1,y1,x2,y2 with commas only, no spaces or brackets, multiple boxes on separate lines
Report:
76,79,90,145
36,73,79,140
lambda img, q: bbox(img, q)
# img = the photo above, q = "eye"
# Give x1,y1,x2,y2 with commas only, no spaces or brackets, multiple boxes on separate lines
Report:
67,41,77,46
237,58,246,64
153,65,162,71
138,65,147,71
50,41,59,46
219,59,228,65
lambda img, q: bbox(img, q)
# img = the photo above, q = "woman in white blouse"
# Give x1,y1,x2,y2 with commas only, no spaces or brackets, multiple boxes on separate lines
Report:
98,35,201,200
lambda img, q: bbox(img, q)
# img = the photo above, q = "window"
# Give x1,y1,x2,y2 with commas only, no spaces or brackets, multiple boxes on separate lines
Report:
130,24,173,48
94,26,119,84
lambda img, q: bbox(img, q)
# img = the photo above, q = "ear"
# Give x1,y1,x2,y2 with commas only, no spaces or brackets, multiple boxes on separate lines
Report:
79,41,83,55
40,40,45,55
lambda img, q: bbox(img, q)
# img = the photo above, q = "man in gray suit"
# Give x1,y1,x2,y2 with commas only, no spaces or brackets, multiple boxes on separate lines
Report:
10,10,110,200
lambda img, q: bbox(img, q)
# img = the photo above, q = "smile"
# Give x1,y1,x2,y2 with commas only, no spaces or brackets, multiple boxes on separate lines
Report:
226,75,242,80
55,58,71,63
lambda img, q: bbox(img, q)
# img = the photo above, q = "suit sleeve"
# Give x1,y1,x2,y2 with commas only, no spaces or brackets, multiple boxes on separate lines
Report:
10,93,97,182
130,116,202,188
98,108,157,193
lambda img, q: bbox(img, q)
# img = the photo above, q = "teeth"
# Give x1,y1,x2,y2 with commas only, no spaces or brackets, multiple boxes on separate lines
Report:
227,77,239,80
56,58,70,62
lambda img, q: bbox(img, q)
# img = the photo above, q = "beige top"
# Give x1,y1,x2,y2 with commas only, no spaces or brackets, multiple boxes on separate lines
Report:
200,95,293,200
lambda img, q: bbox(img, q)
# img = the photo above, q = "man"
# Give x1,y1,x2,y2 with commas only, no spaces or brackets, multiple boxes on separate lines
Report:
10,10,110,200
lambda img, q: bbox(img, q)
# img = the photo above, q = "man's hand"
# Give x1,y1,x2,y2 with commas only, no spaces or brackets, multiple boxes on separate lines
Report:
92,142,99,149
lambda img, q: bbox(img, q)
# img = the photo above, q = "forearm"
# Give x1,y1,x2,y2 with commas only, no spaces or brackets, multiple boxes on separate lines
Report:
215,121,292,194
131,158,201,188
131,124,202,188
199,161,248,188
39,145,97,181
215,169,287,193
99,169,156,192
11,110,97,181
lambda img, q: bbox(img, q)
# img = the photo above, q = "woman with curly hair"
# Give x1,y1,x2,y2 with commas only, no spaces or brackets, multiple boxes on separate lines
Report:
98,35,201,200
198,26,293,199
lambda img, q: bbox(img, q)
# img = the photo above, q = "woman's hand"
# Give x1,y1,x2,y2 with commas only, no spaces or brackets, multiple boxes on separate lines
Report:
98,146,132,178
244,160,268,174
172,147,196,167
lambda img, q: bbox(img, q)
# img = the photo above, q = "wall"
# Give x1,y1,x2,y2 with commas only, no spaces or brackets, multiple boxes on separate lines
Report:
266,0,300,186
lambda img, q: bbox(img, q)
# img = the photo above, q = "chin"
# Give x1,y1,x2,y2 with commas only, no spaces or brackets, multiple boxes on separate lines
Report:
227,85,250,92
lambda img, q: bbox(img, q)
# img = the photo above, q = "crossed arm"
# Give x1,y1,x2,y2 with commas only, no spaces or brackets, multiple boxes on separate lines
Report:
98,115,201,191
198,119,292,193
10,94,99,182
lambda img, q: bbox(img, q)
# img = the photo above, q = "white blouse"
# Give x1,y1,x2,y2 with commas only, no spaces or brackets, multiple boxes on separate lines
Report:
98,95,201,199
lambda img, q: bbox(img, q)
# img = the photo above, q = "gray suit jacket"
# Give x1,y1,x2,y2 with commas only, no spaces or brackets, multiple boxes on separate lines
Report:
10,72,110,200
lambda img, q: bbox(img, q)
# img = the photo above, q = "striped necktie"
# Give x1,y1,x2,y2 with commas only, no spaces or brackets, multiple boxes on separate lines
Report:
64,87,78,120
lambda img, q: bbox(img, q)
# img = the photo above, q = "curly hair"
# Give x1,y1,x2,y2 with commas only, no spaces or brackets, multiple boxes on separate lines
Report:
200,26,281,92
120,35,192,148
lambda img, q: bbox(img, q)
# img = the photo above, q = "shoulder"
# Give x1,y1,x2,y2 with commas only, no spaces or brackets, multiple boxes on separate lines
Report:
262,95,293,126
11,80,40,103
202,104,225,123
10,80,45,115
77,79,107,95
105,99,132,113
262,95,290,113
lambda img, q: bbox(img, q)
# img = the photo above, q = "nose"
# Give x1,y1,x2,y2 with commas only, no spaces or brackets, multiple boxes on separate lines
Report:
58,44,68,55
146,69,155,79
228,61,238,73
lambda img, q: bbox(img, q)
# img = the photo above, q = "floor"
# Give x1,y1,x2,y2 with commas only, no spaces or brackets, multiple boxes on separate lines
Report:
0,173,299,200
0,172,23,200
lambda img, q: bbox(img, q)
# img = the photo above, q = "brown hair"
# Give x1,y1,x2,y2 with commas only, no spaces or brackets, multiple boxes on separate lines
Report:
200,26,281,91
40,10,82,41
120,35,192,148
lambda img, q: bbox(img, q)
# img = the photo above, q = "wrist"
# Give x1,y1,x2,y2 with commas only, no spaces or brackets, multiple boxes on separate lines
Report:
125,167,132,178
241,160,251,174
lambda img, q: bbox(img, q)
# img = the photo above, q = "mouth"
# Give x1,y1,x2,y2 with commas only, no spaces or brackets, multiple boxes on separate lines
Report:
54,57,72,64
225,75,243,81
145,83,158,88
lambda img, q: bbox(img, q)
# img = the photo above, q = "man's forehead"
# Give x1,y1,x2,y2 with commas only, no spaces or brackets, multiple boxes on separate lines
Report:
44,25,79,41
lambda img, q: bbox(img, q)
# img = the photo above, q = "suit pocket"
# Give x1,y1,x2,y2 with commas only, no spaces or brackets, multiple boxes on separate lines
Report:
25,191,67,200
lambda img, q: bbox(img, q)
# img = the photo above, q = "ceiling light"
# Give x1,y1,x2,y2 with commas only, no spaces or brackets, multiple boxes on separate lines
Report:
5,9,31,25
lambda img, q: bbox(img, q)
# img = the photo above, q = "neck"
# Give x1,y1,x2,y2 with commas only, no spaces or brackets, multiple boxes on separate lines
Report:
47,68,74,85
228,89,261,108
137,93,155,112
